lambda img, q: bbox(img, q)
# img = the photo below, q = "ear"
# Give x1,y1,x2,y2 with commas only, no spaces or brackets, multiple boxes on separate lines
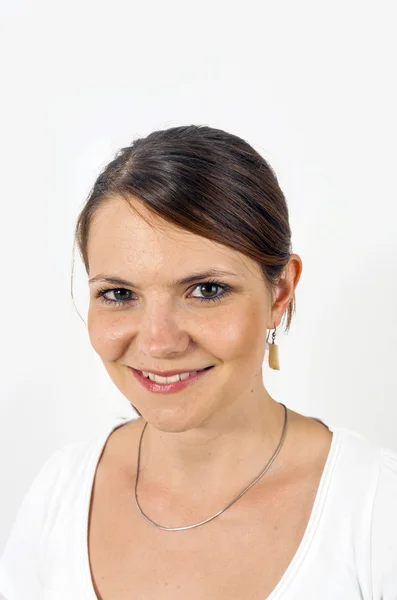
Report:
268,254,303,328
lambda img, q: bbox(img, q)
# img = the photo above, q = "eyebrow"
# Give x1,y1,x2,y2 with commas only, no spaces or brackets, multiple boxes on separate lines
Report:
88,268,240,289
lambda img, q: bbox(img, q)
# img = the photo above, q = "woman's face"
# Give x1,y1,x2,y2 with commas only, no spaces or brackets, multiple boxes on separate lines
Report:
86,196,289,431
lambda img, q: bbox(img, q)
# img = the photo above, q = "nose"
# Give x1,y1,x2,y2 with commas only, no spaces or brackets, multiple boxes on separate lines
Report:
135,305,190,358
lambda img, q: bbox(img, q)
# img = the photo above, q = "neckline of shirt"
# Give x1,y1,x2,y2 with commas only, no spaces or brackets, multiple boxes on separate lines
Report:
78,419,343,600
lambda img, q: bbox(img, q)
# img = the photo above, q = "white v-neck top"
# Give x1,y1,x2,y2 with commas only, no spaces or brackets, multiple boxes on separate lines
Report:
0,416,397,599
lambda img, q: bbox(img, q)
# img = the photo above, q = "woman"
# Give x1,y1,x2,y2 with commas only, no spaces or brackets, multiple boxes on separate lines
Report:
0,125,396,599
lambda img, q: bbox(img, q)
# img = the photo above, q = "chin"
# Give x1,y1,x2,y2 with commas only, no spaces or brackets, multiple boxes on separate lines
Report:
136,404,209,434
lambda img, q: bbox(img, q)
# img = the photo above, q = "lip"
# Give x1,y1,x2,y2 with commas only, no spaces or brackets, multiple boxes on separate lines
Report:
129,366,213,394
132,367,212,377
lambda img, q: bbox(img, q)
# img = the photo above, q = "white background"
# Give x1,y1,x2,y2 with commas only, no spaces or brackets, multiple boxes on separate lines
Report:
0,0,396,549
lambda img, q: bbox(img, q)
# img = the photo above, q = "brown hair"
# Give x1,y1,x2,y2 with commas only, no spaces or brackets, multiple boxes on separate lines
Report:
73,125,296,331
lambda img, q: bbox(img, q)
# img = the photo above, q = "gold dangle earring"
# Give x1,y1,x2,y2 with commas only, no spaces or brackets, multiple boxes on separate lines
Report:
266,323,280,370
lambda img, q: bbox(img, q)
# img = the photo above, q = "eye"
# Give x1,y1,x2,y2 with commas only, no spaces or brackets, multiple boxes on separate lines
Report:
94,279,232,307
189,281,230,303
94,288,133,306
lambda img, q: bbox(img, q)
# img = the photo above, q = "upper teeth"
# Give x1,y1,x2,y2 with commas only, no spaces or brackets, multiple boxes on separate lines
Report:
141,370,199,384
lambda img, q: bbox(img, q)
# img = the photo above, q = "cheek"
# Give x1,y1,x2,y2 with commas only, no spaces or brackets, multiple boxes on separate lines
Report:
211,306,266,362
87,309,130,361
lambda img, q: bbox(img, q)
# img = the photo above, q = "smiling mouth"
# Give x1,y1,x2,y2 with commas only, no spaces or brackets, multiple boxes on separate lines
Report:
137,366,213,383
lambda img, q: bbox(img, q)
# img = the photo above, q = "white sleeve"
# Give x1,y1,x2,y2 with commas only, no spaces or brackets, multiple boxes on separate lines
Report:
0,445,71,600
370,445,397,599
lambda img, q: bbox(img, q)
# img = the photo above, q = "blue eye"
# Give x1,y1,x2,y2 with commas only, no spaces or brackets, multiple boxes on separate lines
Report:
94,279,232,307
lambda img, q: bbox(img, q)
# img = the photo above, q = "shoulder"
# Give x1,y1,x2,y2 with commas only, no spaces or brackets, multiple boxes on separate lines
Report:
36,416,139,493
0,418,133,596
327,426,395,504
330,427,397,597
3,416,136,539
369,442,397,597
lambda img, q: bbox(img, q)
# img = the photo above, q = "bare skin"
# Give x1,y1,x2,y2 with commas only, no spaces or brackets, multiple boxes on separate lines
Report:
88,409,333,599
85,195,333,598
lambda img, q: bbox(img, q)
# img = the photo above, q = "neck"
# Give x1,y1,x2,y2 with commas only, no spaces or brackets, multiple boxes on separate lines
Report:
137,390,287,502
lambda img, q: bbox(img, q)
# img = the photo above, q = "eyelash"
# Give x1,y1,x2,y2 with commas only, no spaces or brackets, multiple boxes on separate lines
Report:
94,279,232,307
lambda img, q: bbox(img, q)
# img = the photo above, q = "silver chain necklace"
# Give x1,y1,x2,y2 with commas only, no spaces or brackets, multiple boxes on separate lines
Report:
134,403,288,531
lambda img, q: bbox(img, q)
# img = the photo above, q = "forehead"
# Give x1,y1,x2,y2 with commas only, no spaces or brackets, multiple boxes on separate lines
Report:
87,196,259,279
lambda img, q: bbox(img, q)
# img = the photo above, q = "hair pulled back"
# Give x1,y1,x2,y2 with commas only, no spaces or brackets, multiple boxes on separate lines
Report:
73,125,296,331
